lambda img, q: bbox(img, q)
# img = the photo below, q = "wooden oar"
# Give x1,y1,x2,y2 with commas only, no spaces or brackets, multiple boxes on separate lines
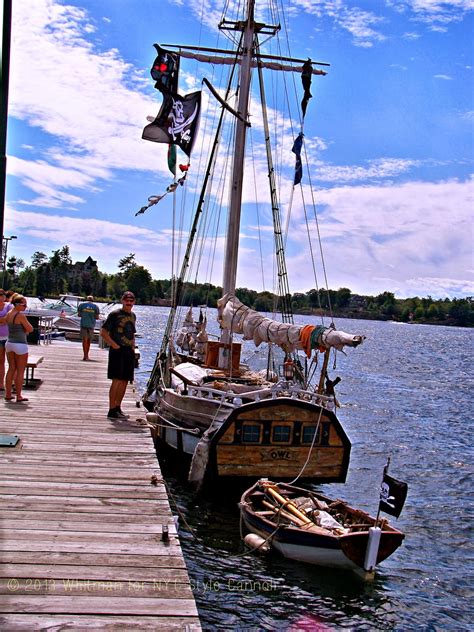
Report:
262,500,326,534
260,483,318,527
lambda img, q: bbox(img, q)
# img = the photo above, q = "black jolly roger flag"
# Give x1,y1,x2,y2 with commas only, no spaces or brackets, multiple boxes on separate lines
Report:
379,467,408,518
292,132,304,185
142,91,202,157
150,44,180,94
301,59,313,118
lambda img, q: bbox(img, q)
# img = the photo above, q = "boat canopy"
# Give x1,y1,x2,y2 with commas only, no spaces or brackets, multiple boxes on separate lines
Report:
217,293,365,356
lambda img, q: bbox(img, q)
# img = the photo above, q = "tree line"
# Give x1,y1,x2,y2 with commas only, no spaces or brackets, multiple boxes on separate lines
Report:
5,247,473,327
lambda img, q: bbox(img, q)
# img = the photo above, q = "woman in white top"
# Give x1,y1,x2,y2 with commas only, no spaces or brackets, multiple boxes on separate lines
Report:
0,290,13,390
5,295,33,403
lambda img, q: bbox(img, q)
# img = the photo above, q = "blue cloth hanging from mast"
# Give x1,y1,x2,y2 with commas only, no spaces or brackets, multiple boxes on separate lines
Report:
292,132,304,185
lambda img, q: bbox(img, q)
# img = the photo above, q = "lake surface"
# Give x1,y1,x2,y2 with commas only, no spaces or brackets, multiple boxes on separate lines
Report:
136,306,472,630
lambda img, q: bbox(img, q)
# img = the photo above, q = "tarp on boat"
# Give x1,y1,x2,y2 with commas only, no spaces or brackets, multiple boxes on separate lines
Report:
217,293,365,356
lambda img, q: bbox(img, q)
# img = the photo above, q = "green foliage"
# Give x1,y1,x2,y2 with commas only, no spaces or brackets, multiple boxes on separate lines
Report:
127,266,153,302
31,251,48,268
11,248,473,327
118,254,137,276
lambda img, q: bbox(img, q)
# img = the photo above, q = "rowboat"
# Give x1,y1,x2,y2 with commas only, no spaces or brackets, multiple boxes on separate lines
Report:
239,479,405,578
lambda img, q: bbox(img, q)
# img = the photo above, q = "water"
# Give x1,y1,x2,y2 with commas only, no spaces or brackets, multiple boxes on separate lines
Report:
136,306,473,630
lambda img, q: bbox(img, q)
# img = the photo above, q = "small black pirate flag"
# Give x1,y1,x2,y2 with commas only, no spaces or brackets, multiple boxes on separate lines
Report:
142,91,201,157
150,44,179,94
379,463,408,518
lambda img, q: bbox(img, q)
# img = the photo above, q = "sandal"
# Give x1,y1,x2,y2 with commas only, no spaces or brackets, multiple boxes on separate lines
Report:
4,396,14,401
16,397,29,403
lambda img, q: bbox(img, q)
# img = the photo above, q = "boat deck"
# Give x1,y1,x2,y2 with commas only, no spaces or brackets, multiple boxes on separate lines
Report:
0,341,201,630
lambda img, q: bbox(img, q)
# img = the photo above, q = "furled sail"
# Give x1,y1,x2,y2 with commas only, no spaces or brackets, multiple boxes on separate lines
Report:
177,49,327,75
217,293,365,356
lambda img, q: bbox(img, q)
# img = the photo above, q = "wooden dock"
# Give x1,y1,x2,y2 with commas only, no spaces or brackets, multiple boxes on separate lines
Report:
0,341,201,630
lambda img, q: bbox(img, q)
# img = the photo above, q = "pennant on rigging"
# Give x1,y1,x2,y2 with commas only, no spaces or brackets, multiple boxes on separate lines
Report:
135,194,166,216
168,144,177,176
292,132,304,185
150,44,179,93
135,169,191,217
142,91,201,157
301,59,313,118
379,465,408,518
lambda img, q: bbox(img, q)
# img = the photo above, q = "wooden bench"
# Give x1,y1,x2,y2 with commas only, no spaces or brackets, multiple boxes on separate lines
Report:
24,355,44,389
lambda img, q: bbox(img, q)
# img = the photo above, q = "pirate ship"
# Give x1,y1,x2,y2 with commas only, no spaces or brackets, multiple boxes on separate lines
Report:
142,0,365,489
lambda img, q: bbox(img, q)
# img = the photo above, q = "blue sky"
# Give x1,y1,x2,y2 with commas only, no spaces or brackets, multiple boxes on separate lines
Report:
5,0,473,298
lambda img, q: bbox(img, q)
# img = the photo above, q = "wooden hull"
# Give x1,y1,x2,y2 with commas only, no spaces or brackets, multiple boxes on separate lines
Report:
240,481,405,573
151,390,351,484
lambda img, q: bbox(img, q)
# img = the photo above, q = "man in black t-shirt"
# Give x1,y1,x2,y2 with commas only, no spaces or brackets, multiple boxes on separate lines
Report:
100,291,136,419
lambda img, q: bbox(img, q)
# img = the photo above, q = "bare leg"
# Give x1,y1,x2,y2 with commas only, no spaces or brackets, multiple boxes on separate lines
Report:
109,379,128,409
5,351,16,399
82,337,92,360
15,353,28,401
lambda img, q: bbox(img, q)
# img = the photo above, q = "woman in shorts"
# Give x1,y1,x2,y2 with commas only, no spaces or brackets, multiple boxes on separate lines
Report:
5,295,33,403
0,289,13,390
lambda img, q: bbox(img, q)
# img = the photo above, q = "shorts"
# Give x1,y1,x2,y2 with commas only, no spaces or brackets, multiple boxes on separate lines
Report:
6,341,28,355
107,346,135,382
81,327,94,340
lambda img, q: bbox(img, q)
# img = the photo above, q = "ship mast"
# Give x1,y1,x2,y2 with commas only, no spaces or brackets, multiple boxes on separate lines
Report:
221,0,257,297
218,0,281,366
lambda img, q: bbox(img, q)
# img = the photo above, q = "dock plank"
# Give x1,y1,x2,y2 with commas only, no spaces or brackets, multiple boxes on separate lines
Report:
0,341,201,630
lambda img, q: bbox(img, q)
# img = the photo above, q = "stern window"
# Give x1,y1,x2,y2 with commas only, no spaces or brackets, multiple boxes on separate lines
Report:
272,425,292,444
302,425,319,445
242,424,261,443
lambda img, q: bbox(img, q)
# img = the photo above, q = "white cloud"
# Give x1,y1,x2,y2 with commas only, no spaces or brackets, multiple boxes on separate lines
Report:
9,0,171,201
395,0,472,29
280,177,474,297
8,156,100,208
316,158,420,183
7,209,175,275
434,74,453,80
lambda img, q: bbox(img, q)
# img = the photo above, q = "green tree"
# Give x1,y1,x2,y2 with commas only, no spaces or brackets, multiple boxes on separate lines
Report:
427,303,439,320
254,292,274,312
31,251,48,268
414,306,425,320
36,265,53,296
48,246,72,293
108,274,125,300
335,287,351,308
118,254,137,276
126,265,153,301
18,266,36,295
6,256,25,280
154,280,164,299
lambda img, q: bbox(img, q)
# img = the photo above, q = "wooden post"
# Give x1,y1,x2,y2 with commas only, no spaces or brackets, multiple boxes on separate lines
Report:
317,349,330,394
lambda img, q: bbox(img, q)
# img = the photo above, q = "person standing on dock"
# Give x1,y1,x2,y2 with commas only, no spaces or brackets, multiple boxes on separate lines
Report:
78,295,100,361
100,291,136,419
4,295,33,403
0,290,14,390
